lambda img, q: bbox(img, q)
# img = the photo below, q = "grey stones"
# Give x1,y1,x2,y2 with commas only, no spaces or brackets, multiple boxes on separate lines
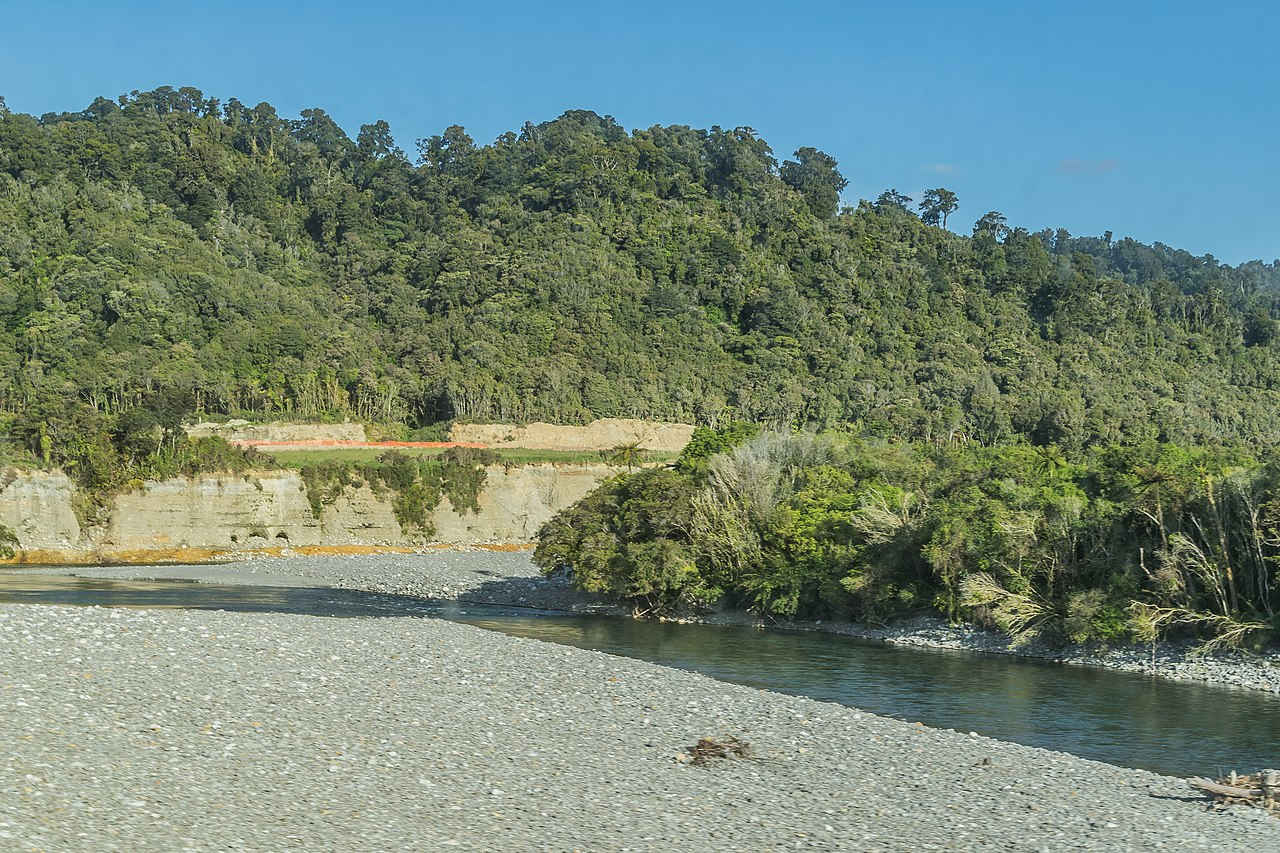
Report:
1,600,1278,851
57,551,1280,693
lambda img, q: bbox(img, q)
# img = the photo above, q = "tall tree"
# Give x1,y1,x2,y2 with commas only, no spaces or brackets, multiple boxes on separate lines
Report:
357,120,401,160
874,188,913,212
779,147,848,218
919,187,959,228
416,125,475,175
973,210,1009,240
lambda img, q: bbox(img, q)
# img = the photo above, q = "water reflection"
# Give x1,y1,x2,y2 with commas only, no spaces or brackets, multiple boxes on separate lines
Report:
460,615,1280,777
2,572,1278,777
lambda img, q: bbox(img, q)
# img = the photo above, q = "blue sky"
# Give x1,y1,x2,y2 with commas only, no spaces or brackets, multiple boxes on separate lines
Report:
3,1,1275,263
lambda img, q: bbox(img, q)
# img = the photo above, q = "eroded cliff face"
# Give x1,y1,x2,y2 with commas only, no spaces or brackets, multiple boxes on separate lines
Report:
0,463,619,563
102,472,328,549
430,464,612,544
0,470,81,550
184,420,368,443
448,419,695,452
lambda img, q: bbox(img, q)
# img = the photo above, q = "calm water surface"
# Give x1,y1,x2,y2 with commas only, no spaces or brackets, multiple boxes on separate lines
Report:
3,572,1278,778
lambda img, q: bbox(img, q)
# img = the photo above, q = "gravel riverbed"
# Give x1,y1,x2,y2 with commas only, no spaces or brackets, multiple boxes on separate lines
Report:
60,549,616,614
3,601,1277,852
61,550,1280,694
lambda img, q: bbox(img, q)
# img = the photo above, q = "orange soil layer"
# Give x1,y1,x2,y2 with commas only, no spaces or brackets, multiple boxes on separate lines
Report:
1,542,533,566
235,440,488,449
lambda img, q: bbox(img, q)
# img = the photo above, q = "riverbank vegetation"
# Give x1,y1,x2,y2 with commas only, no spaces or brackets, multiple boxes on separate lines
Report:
276,445,666,536
2,390,270,526
536,427,1280,648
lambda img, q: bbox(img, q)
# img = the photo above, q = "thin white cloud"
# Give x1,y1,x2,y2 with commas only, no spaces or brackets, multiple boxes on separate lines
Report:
924,163,954,174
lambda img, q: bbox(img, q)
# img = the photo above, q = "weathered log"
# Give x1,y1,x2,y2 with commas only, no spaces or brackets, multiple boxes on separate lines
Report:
1260,770,1280,802
1190,778,1262,799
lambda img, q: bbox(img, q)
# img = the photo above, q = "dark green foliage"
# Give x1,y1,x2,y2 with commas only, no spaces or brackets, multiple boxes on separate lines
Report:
874,189,912,212
172,437,269,478
0,522,16,557
534,468,718,615
674,422,760,477
918,187,958,227
297,447,496,534
391,482,442,534
298,462,363,517
2,86,1279,454
779,147,847,218
438,446,498,513
538,433,1280,648
973,211,1009,239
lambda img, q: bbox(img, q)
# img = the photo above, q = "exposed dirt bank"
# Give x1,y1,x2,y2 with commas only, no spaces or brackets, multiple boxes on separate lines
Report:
184,419,368,443
449,418,695,452
0,463,617,561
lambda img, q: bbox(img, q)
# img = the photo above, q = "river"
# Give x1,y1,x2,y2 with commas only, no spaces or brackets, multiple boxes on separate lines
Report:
2,571,1276,778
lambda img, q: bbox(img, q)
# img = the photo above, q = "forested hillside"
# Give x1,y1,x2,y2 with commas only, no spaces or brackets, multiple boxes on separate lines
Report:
2,85,1280,458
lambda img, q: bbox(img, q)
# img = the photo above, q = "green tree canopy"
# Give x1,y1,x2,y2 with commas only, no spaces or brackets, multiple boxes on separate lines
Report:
1,86,1279,458
919,187,959,227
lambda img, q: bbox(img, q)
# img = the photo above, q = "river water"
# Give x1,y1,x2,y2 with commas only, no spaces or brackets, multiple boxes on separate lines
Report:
3,572,1277,778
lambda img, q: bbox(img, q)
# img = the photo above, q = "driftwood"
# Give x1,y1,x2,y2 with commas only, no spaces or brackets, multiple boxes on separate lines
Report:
1190,770,1280,813
1190,778,1262,799
685,736,751,766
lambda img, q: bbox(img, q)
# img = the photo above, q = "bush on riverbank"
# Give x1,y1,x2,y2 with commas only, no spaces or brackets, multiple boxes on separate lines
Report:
299,447,498,535
535,426,1280,647
534,467,717,615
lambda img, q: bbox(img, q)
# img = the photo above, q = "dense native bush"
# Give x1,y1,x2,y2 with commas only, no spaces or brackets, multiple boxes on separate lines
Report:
9,86,1280,628
537,430,1280,648
673,423,761,477
535,468,716,615
4,88,1280,455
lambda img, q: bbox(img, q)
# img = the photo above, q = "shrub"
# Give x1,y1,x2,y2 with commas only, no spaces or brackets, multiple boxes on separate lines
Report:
535,468,717,615
0,524,17,558
439,447,498,513
674,422,761,478
392,482,441,534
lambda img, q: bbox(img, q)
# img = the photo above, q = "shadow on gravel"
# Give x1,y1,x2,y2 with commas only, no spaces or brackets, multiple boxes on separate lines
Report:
0,573,592,619
447,573,616,614
1148,793,1207,805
